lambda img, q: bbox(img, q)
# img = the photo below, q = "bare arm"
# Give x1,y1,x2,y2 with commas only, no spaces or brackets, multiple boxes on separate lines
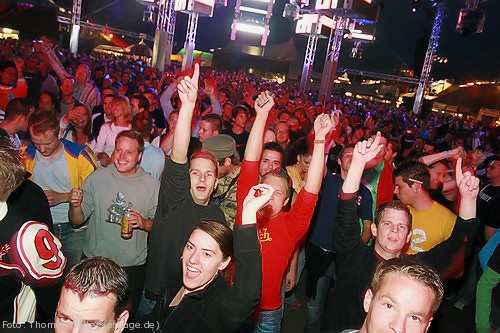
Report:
170,64,200,164
360,220,373,244
342,132,384,194
304,113,335,194
68,188,85,227
244,91,274,162
456,157,479,220
419,147,463,166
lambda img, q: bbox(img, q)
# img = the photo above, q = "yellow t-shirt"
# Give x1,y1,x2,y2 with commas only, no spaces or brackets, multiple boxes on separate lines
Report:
406,201,456,255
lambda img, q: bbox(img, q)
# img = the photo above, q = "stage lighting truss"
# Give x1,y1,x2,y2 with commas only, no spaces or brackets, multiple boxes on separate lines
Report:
230,0,274,46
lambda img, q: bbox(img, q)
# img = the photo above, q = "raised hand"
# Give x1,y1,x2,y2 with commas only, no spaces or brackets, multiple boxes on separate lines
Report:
455,157,480,200
69,188,83,208
352,131,384,164
177,63,200,105
243,184,275,214
254,91,275,117
314,113,334,139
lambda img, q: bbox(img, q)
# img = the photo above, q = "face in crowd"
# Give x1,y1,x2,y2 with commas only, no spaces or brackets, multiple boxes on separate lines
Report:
182,224,231,293
189,157,218,206
362,272,437,333
112,136,142,177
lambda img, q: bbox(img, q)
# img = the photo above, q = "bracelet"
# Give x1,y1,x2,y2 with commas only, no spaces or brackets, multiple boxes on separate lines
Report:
314,139,326,144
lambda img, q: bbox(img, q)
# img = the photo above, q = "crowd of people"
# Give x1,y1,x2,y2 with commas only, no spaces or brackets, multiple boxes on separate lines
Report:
0,37,499,333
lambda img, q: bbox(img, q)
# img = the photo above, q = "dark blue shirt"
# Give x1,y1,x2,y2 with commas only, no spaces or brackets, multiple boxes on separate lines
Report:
309,173,372,252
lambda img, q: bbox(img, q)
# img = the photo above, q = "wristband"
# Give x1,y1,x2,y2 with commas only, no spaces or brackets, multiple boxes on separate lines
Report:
314,139,326,144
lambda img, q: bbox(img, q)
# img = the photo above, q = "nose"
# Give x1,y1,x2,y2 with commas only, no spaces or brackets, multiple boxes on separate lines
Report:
199,173,206,182
188,251,200,264
393,187,399,195
389,314,405,333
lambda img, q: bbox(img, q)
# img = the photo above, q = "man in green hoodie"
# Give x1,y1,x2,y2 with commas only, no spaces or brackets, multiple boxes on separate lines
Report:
69,129,160,317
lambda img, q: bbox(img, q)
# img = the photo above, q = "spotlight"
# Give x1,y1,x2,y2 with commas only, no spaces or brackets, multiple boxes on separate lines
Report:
410,0,421,13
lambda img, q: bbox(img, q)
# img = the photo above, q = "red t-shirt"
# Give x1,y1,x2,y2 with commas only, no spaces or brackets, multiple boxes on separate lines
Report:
236,160,318,310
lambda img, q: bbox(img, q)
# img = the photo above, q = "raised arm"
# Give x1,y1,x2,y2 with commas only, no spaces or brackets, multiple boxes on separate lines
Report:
303,113,335,194
455,157,480,220
419,147,463,166
244,91,274,162
342,132,383,194
170,64,199,164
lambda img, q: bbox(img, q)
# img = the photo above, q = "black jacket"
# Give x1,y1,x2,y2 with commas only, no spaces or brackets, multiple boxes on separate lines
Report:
330,196,478,331
139,225,261,333
145,159,227,300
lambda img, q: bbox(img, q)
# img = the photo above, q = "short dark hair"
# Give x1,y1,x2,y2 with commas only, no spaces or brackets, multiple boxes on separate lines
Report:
370,256,444,314
63,257,130,317
232,104,250,119
28,110,59,137
263,142,285,158
394,160,431,192
132,95,150,111
4,98,31,121
201,114,223,133
0,136,25,201
115,129,145,154
374,200,412,230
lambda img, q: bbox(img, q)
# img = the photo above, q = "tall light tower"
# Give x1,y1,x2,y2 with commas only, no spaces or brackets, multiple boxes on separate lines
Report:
319,15,347,96
175,0,216,70
69,0,82,54
412,0,444,115
151,0,177,71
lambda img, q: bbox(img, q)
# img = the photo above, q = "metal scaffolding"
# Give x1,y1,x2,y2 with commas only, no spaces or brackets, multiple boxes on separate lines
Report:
299,32,319,90
182,11,199,70
320,15,346,98
413,0,444,115
69,0,82,54
153,0,177,71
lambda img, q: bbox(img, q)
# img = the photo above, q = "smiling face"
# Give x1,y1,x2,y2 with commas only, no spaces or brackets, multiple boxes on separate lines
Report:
112,136,142,177
372,208,411,259
361,273,435,333
259,149,283,177
182,229,230,293
189,158,218,206
55,287,127,333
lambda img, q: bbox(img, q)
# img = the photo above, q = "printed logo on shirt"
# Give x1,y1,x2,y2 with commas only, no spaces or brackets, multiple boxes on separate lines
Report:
259,227,272,242
410,228,427,253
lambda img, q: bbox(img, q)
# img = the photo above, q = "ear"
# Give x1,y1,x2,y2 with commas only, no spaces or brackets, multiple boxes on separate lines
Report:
213,178,218,191
363,289,373,313
224,157,231,167
219,256,231,271
114,310,130,333
425,316,434,332
296,154,301,163
214,130,220,136
137,152,143,162
405,229,412,244
370,223,378,238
